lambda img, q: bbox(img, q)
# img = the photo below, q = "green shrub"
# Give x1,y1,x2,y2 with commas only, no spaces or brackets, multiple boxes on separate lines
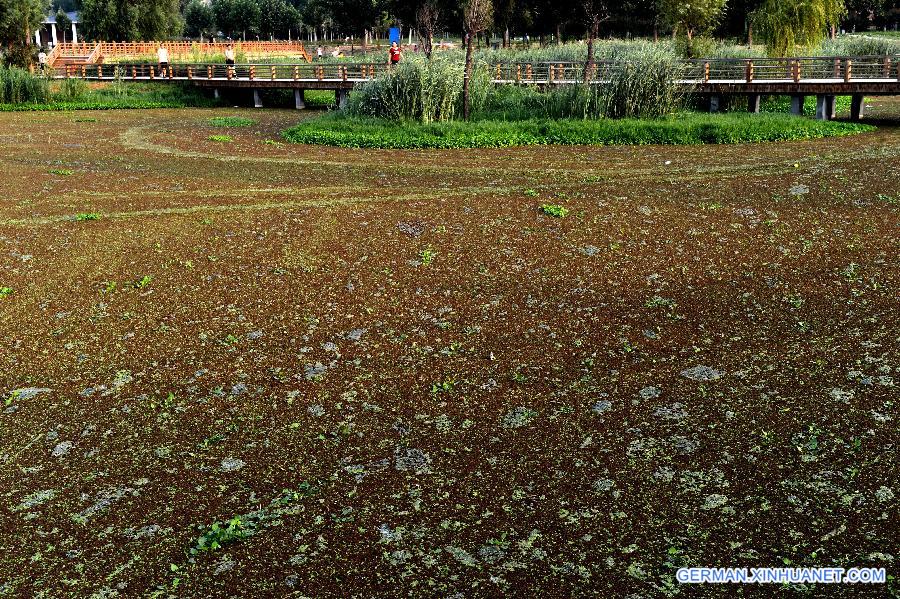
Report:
283,112,874,149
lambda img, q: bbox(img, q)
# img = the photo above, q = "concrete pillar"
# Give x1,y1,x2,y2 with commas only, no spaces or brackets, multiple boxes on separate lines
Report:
709,94,721,113
294,88,306,109
747,94,761,114
213,88,220,99
253,89,263,108
815,95,837,120
850,94,865,121
72,23,77,43
337,89,349,109
35,29,41,46
51,23,57,46
790,95,805,116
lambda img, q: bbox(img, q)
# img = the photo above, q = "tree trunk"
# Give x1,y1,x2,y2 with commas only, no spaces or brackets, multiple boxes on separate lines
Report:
556,23,562,45
747,22,753,47
463,31,474,120
504,27,509,48
653,20,658,43
583,18,598,83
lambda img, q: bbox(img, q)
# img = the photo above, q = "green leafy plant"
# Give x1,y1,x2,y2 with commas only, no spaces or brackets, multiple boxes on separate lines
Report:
418,246,437,266
208,134,234,142
540,204,569,218
133,275,153,289
208,116,256,127
49,169,73,176
0,287,12,298
75,213,102,221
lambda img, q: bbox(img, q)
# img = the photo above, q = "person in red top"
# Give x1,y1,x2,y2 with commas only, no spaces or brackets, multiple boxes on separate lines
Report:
389,41,402,67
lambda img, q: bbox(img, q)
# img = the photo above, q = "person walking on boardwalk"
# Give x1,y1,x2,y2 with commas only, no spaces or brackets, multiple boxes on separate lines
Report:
37,48,47,72
388,41,401,67
224,44,235,77
157,44,169,76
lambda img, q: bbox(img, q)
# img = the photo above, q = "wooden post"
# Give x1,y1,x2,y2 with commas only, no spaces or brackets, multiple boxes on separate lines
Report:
293,66,299,81
207,65,213,79
132,65,137,79
793,59,801,83
526,64,532,81
884,57,891,78
227,65,233,80
745,60,754,83
495,63,501,80
833,58,841,78
844,59,852,83
271,65,276,80
558,63,564,81
249,66,255,80
342,66,347,81
516,64,521,83
98,65,103,79
187,66,193,79
149,66,155,80
549,63,554,83
704,62,710,83
81,65,86,79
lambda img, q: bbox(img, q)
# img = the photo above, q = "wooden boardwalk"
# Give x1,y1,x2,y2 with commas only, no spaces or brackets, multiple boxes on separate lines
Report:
51,55,900,119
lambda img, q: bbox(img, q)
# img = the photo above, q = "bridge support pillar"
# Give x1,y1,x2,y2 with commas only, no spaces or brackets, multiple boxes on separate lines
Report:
747,94,761,114
337,89,349,109
294,89,306,110
213,88,220,100
850,94,865,121
815,95,836,120
790,95,805,116
253,89,263,108
708,94,721,113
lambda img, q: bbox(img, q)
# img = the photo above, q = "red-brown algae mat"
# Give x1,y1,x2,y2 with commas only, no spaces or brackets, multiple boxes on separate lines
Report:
0,102,898,598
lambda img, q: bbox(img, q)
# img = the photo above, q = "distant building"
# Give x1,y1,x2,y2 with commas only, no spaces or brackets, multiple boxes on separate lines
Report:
35,11,80,48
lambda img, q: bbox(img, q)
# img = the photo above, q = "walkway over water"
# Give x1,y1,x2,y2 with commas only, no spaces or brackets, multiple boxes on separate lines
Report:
52,55,900,120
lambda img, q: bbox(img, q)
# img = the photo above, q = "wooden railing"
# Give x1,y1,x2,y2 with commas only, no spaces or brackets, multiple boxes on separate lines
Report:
54,55,900,86
45,43,63,67
52,40,311,63
491,56,900,84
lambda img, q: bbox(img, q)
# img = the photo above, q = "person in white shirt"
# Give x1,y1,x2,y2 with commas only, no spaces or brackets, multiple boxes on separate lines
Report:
157,44,169,75
38,48,48,72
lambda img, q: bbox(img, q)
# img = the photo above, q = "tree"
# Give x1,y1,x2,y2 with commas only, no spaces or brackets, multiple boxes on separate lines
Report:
462,0,492,120
416,1,441,58
752,0,846,56
213,0,262,39
259,0,303,39
56,8,72,44
0,0,47,66
183,0,215,38
582,0,609,82
81,0,183,40
657,0,727,41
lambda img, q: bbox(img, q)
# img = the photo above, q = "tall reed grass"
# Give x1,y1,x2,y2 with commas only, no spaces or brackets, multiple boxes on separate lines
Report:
0,67,50,104
348,43,686,123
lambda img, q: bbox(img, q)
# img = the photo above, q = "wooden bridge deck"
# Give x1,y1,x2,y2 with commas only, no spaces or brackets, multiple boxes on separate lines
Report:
51,55,900,118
